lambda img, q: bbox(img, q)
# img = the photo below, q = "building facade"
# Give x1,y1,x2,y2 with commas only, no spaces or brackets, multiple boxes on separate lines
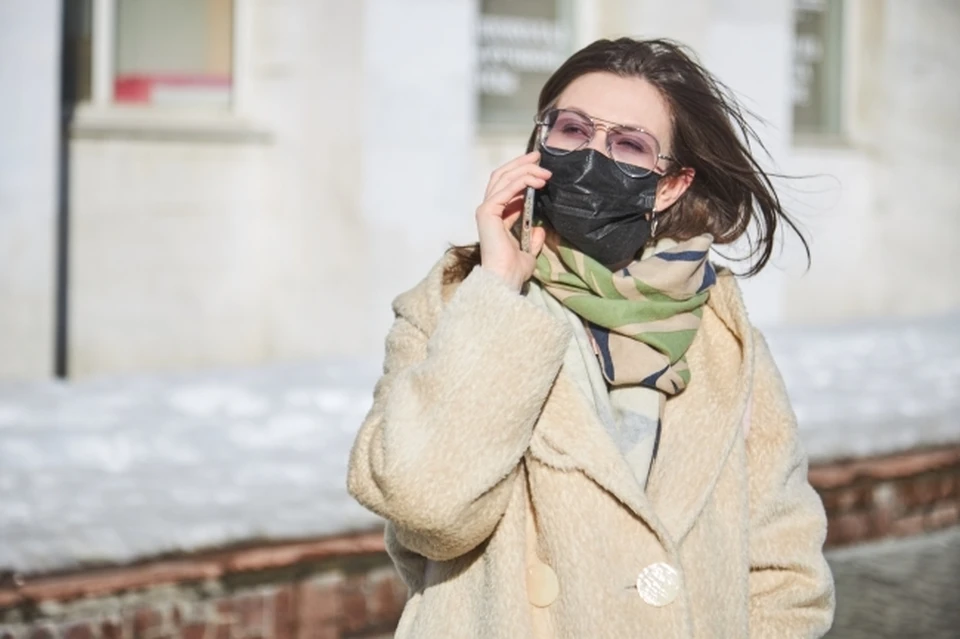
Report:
1,0,958,380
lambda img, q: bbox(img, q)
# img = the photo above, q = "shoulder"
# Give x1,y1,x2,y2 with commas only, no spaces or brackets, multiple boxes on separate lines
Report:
391,251,465,335
690,267,762,386
701,267,755,345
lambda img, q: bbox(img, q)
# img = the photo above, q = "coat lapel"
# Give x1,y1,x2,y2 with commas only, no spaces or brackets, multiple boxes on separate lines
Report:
648,274,755,543
424,261,755,547
528,366,672,544
527,272,755,546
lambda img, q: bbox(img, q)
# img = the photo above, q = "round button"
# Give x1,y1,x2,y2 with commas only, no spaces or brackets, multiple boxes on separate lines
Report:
527,562,560,607
636,562,681,607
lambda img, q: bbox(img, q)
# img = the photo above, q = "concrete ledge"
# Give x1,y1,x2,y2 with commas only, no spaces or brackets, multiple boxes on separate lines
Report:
0,531,385,610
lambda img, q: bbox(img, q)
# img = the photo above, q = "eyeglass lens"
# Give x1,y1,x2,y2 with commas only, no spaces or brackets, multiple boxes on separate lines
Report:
541,109,661,177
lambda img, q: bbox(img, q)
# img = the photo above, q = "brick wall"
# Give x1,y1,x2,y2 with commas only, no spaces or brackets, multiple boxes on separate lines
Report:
2,445,959,639
0,534,406,639
811,446,960,547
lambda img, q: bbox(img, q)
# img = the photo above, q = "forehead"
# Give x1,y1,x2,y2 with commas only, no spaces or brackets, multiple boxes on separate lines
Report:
554,72,672,144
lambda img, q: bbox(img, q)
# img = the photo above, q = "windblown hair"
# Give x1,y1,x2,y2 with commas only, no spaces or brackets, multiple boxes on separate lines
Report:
445,37,808,284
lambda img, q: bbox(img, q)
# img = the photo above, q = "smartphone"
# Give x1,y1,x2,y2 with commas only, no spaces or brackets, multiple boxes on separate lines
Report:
521,127,544,254
520,184,536,253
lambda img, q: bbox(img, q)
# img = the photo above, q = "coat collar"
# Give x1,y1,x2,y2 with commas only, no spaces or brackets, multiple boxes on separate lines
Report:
416,257,755,547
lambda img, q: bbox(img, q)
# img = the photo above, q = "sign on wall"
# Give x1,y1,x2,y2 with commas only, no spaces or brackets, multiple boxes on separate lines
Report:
793,0,844,137
478,0,572,131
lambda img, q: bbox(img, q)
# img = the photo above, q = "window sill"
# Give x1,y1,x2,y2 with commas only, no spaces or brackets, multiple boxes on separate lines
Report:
791,132,850,150
70,105,273,144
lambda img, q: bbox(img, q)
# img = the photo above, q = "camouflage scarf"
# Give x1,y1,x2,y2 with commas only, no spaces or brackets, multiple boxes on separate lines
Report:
533,234,716,394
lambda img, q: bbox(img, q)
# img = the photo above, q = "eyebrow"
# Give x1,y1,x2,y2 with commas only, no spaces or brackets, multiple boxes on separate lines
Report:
555,104,667,146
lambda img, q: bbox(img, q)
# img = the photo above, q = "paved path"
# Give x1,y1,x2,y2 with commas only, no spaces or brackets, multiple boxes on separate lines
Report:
826,527,960,638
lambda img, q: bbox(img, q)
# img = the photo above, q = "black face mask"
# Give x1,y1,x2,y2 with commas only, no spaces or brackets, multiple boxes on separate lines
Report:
536,148,660,268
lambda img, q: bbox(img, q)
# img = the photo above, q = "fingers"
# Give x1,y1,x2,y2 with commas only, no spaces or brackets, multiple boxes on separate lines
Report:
484,174,546,211
485,151,544,198
488,164,552,200
487,151,538,191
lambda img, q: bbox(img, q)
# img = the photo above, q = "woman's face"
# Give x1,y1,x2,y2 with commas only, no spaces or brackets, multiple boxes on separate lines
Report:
553,72,693,214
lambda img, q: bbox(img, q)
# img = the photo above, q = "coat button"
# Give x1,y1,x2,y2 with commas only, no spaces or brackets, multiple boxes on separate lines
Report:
527,562,560,607
636,562,681,607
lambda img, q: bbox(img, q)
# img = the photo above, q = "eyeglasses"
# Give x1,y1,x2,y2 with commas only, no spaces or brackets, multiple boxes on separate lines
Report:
534,107,677,179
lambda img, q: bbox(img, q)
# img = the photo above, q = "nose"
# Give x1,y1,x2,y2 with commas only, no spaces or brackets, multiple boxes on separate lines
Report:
588,123,612,157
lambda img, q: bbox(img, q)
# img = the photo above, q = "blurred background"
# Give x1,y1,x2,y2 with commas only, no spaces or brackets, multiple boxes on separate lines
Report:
0,1,958,638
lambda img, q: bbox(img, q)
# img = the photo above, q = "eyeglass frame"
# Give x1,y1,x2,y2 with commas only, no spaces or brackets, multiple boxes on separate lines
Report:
533,107,679,178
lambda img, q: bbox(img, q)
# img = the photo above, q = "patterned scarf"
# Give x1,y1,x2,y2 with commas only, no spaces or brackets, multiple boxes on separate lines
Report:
533,234,717,395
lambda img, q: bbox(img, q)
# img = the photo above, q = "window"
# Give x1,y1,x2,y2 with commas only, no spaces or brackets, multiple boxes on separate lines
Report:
792,0,844,137
65,0,94,103
78,0,238,110
477,0,574,132
115,0,233,107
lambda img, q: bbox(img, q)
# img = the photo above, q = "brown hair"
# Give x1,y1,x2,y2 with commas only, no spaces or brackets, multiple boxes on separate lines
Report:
445,37,808,284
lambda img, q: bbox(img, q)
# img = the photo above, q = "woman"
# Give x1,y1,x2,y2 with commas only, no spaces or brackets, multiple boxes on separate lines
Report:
348,38,835,638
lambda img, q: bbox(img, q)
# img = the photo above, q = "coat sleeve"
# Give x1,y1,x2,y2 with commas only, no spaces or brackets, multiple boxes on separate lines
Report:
746,330,836,638
347,266,571,562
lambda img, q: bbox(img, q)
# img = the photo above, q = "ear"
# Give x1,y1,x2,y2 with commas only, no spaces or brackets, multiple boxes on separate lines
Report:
654,167,695,212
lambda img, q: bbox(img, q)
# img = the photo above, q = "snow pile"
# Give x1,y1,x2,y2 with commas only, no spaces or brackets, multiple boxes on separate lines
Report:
1,314,957,574
766,313,960,460
0,360,382,574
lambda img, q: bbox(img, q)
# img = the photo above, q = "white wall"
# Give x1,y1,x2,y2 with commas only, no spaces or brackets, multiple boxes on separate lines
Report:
4,0,958,380
784,0,960,322
361,0,478,346
0,0,60,380
69,0,369,376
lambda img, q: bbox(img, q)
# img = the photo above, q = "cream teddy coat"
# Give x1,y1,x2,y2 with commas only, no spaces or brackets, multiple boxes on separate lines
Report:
347,255,835,638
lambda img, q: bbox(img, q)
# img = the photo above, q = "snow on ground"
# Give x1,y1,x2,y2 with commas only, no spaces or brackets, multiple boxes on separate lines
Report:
766,313,960,460
0,360,383,574
0,314,957,574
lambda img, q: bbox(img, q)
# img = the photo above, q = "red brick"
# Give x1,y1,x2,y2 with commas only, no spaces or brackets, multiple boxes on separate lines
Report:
808,464,856,490
297,624,338,639
101,619,123,639
170,605,184,629
870,482,903,535
938,473,957,500
273,585,296,639
891,513,926,537
63,623,93,639
817,489,838,514
133,608,163,638
235,594,265,638
901,475,941,508
865,448,960,480
837,485,869,512
826,511,871,547
927,502,960,530
297,578,342,639
340,576,368,634
366,572,405,627
180,623,207,639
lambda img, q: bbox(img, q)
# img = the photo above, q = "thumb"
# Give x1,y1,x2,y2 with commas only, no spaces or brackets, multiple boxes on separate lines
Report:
530,226,547,256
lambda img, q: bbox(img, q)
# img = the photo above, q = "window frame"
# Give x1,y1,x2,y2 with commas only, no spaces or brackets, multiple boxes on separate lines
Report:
72,0,267,143
476,0,578,136
791,0,849,145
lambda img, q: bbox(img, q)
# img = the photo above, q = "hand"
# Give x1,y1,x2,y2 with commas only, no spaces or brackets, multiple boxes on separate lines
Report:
475,151,551,292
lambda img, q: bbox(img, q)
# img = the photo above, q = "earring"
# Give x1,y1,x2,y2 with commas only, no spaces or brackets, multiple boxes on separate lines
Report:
650,210,659,238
